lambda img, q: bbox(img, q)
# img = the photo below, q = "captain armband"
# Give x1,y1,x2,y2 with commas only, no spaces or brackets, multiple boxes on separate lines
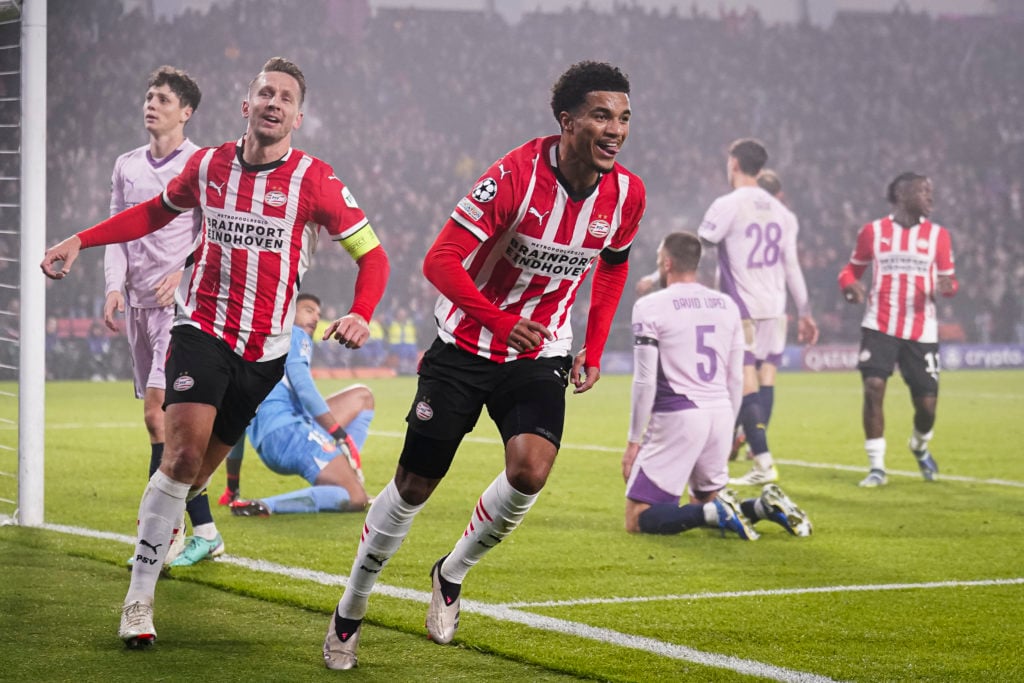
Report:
337,224,381,261
634,335,658,347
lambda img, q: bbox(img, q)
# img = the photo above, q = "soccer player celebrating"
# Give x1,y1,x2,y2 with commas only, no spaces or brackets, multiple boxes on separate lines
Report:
839,172,957,487
623,232,811,540
698,139,818,486
41,57,389,649
103,66,224,568
322,61,646,670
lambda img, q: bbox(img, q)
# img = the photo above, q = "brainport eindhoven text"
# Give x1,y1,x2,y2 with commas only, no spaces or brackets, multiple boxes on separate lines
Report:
206,214,286,250
504,238,595,277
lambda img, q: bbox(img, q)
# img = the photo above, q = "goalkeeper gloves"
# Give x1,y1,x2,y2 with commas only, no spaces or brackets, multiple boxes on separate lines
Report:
329,423,364,483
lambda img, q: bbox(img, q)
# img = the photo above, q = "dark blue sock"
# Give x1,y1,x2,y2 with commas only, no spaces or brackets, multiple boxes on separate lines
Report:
638,503,706,534
759,385,775,427
740,393,769,455
148,443,163,478
741,499,759,522
186,488,215,526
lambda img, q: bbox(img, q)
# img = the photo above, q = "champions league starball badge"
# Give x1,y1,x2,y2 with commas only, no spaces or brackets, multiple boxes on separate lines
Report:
471,177,498,203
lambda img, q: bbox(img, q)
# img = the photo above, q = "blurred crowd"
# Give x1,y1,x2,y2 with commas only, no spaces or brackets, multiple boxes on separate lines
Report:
8,0,1024,378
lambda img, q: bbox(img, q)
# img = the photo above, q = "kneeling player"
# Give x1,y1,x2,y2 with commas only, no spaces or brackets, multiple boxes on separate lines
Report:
622,233,811,538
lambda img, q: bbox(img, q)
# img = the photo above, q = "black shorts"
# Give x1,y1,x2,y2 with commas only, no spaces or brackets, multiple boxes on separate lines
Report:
399,337,572,479
857,327,940,398
163,325,286,446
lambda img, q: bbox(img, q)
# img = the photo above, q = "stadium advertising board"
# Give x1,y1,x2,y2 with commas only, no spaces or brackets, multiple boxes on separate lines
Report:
608,344,1024,374
784,344,1024,372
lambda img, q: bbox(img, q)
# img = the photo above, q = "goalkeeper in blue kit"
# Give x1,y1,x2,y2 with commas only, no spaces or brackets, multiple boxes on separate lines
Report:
223,293,374,516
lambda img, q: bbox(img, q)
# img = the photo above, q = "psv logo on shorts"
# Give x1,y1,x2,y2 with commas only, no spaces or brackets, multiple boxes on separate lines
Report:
173,374,195,392
415,401,433,421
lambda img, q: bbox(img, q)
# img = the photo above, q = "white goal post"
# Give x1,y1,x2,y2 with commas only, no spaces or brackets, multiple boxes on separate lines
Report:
17,0,46,527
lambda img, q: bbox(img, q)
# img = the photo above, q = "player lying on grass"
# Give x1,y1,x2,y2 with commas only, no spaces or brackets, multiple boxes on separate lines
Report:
224,293,374,516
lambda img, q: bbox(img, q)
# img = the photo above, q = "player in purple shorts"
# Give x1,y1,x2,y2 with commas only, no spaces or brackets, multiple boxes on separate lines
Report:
103,66,223,567
698,140,819,486
622,232,812,539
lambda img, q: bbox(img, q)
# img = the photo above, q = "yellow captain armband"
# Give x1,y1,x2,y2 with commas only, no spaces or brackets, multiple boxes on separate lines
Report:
338,224,381,260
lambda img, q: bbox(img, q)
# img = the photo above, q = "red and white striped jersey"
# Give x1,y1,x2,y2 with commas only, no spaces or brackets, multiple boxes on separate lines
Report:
846,215,955,342
163,139,369,361
438,135,646,361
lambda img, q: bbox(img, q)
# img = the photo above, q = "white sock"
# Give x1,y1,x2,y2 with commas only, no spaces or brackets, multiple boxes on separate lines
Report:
909,429,933,455
441,471,538,585
703,502,719,526
865,437,886,471
192,522,218,541
125,470,190,605
753,451,774,470
337,479,423,621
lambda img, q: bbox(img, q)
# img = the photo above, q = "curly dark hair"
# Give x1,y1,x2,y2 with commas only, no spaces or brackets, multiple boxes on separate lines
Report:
148,65,201,111
886,171,928,204
550,61,630,124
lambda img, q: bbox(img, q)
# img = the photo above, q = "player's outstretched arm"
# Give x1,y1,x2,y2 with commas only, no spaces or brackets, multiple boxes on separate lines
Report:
40,235,83,280
43,195,181,281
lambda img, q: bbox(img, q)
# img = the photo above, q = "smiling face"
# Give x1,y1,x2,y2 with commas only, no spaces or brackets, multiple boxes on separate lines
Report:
242,70,303,147
558,90,630,189
143,84,191,138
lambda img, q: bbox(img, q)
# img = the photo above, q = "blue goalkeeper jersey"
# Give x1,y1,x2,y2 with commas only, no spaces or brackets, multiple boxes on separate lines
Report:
247,327,330,449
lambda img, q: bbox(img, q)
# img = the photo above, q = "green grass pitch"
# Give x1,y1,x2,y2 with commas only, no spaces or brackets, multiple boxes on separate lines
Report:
1,370,1022,681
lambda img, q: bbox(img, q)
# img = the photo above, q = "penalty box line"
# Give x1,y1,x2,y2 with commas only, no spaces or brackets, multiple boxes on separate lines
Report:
41,521,840,683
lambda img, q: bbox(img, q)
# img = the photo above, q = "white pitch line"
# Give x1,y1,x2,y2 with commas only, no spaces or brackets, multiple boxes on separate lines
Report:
502,577,1024,609
771,459,1024,487
39,522,838,683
